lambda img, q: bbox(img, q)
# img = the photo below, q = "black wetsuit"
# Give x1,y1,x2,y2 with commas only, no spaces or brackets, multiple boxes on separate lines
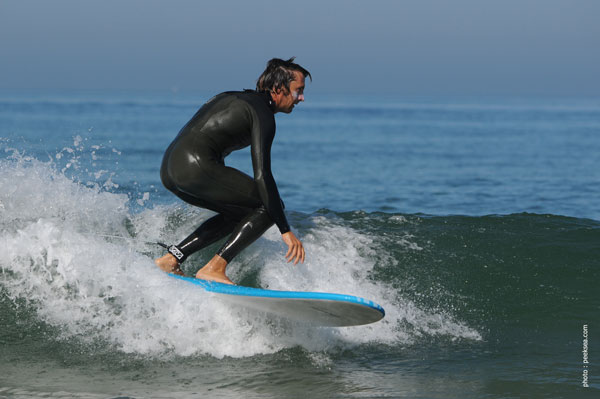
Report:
160,90,289,263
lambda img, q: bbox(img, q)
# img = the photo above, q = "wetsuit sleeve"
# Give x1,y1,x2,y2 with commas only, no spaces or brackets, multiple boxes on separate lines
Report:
249,107,291,234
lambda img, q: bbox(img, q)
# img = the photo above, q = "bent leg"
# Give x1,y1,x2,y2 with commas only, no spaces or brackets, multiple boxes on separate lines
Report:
217,206,274,262
160,161,276,283
155,213,239,277
169,214,238,263
165,164,270,262
195,207,274,284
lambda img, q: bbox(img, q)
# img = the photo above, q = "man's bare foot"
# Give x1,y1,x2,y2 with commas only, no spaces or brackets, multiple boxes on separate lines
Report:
195,269,234,285
195,255,234,285
155,253,184,276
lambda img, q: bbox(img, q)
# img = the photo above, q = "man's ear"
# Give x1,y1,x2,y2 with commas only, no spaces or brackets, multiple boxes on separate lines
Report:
272,86,289,96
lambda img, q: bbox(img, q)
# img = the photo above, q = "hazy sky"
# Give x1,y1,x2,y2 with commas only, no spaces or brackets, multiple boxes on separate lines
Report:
1,0,599,95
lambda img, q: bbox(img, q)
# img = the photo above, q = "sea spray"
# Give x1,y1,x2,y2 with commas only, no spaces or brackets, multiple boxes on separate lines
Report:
1,152,481,359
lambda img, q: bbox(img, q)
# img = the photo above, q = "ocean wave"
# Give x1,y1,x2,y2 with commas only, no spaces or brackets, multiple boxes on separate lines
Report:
0,154,484,359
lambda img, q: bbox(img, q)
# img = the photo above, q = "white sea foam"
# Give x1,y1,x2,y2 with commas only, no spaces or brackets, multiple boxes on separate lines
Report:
0,153,481,359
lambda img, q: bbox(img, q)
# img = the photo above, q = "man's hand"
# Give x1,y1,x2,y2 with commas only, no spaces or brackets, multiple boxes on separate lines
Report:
282,231,305,265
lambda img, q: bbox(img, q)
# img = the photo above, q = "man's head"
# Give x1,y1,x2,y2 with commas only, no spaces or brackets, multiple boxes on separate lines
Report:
256,57,311,113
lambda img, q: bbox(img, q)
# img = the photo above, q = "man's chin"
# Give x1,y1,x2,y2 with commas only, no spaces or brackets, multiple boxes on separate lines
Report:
276,105,295,114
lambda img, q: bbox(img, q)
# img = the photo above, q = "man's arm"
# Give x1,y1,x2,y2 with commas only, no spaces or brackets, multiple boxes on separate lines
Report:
249,105,290,234
248,99,305,264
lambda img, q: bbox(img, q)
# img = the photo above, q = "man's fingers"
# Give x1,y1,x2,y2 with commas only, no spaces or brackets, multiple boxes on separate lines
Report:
282,232,305,264
285,245,294,262
297,245,305,264
293,248,299,265
290,245,304,265
288,245,298,263
286,244,301,264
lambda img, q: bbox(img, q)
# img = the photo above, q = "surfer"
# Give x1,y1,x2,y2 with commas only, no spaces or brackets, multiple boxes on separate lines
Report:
155,57,310,284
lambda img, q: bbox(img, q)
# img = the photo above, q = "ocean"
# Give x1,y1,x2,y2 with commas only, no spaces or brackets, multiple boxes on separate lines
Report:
0,90,599,398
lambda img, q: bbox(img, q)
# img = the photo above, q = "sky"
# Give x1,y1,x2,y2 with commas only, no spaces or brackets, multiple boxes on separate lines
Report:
1,0,599,95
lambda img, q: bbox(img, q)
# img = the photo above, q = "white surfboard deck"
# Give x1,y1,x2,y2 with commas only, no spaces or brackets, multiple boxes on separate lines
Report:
169,274,385,327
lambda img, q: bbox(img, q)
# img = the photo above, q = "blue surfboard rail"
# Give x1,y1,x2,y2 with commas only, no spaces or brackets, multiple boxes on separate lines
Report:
169,274,385,317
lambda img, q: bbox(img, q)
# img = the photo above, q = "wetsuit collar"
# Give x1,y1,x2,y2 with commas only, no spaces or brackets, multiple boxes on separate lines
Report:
265,93,277,113
246,89,276,113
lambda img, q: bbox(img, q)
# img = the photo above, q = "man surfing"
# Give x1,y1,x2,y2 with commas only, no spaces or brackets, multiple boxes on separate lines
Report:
155,57,310,284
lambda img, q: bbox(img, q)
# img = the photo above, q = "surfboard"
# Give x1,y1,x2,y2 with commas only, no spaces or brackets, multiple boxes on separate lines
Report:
168,274,385,327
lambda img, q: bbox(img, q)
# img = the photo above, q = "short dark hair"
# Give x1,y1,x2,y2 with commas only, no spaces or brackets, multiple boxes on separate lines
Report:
256,57,312,93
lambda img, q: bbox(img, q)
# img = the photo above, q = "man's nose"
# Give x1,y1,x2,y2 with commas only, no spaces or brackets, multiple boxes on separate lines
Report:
298,94,305,102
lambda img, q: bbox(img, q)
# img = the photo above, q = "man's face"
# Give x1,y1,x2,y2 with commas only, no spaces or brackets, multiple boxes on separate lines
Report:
272,71,306,114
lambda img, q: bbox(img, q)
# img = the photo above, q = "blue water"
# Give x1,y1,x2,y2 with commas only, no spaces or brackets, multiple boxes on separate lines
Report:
4,90,600,218
1,89,599,398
